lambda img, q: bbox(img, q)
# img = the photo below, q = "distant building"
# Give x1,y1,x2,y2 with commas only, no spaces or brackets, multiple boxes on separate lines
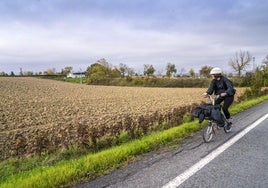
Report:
67,72,86,78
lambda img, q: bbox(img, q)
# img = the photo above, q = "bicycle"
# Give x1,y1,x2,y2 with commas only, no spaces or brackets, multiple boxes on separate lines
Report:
193,94,232,143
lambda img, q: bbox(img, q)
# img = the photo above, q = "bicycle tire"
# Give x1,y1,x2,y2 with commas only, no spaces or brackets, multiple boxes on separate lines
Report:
203,123,215,143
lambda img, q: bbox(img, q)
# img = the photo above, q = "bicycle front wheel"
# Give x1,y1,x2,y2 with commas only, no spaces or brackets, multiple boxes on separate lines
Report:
203,123,215,143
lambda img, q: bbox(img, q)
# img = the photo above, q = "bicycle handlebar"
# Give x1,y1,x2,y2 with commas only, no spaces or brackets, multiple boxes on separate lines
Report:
205,94,220,105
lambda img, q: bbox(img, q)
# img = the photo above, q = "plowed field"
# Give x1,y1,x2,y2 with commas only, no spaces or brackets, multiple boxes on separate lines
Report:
0,77,245,160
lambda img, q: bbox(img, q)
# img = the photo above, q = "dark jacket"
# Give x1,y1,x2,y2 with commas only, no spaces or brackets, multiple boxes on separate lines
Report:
206,76,236,96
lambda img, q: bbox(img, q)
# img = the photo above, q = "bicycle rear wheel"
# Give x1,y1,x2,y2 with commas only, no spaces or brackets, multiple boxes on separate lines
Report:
203,123,216,143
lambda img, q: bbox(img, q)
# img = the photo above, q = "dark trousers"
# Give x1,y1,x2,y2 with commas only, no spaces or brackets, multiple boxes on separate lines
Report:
215,96,234,119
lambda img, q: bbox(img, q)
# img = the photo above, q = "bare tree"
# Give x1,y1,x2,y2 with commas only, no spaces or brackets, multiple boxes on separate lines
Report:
199,65,212,78
126,67,135,76
119,63,135,77
119,63,128,77
178,68,185,77
229,50,252,77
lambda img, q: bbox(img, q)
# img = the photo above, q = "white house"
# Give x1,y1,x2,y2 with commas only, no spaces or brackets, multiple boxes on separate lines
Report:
67,72,86,78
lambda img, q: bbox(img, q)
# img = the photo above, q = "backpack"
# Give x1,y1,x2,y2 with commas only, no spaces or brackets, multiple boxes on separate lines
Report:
222,77,236,96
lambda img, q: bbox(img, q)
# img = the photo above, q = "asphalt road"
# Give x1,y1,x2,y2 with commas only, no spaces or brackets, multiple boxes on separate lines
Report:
178,113,268,188
74,101,268,188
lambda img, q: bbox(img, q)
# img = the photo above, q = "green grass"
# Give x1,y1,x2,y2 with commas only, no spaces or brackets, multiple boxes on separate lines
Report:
1,94,268,188
229,94,268,115
0,121,206,188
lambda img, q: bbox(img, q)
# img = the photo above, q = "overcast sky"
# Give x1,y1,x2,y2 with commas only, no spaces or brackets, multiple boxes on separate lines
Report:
0,0,268,74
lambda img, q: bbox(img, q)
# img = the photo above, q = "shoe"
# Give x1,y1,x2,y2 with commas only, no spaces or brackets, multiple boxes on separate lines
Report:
226,122,232,131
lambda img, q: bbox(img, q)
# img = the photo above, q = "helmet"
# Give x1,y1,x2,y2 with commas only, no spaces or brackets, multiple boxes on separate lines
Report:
210,67,222,75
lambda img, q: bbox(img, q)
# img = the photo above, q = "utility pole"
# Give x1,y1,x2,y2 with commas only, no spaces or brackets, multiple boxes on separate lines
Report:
252,56,255,71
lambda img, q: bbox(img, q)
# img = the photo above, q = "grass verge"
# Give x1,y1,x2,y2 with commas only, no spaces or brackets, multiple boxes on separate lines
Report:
1,94,268,188
229,94,268,115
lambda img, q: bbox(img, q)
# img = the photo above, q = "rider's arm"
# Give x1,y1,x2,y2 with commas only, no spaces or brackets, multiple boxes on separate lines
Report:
206,80,216,95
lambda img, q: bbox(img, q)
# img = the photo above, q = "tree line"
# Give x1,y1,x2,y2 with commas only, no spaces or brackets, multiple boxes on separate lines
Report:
84,50,268,85
1,50,268,89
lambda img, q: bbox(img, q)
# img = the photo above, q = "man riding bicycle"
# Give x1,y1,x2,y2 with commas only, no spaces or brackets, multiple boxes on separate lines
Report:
203,67,236,130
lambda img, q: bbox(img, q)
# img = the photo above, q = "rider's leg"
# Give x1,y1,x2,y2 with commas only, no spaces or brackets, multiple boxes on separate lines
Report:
222,96,234,123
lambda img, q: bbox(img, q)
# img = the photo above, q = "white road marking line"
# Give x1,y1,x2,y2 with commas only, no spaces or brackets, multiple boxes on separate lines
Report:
162,113,268,188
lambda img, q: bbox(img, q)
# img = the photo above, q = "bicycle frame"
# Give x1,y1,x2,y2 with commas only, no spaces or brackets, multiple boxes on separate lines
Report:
202,94,231,143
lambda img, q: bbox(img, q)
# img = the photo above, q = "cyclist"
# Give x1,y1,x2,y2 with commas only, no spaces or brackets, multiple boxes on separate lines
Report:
203,67,236,130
